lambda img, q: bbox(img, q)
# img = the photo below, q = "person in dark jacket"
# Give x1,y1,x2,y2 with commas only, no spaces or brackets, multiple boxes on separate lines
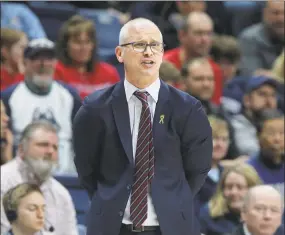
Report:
199,164,262,235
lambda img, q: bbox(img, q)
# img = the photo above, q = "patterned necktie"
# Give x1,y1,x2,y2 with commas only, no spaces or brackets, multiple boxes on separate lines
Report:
130,91,154,228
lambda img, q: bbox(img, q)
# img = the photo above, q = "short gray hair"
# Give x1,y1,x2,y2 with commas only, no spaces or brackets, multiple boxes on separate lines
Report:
20,120,58,145
242,185,284,211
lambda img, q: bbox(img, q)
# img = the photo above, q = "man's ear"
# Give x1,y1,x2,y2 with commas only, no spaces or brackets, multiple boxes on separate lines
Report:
115,46,123,63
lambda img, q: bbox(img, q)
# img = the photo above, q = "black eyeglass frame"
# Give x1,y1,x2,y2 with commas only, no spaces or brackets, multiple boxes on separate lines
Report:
119,41,166,53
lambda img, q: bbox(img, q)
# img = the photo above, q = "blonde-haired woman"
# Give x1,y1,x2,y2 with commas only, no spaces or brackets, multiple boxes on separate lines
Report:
195,116,230,211
199,163,262,235
3,183,47,235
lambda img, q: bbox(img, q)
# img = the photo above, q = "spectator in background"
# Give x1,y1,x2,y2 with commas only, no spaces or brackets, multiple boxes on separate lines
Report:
1,38,81,174
199,164,262,235
159,60,182,86
238,0,284,76
210,35,241,83
227,185,284,235
2,183,48,235
229,76,278,157
164,12,223,105
1,121,78,235
169,1,206,30
195,116,229,212
0,100,13,165
55,15,120,99
248,109,284,197
0,2,46,40
181,57,220,116
1,28,28,91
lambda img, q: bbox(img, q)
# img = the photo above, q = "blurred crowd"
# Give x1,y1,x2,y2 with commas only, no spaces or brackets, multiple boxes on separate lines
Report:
0,1,284,235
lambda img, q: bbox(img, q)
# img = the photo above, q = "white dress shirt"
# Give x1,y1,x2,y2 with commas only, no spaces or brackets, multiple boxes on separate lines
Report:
243,224,252,235
1,157,78,235
122,78,160,226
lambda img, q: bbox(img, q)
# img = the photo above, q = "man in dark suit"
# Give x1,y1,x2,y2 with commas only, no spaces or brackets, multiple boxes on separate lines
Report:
225,185,284,235
73,17,212,235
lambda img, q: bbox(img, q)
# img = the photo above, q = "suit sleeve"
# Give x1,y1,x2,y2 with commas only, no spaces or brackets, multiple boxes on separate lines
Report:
72,97,103,199
181,100,213,196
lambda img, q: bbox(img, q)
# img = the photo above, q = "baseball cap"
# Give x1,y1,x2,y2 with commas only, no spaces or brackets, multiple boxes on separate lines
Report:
245,76,278,93
24,38,56,59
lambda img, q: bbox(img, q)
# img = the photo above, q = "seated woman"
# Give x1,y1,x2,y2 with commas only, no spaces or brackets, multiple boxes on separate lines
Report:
195,116,230,212
54,15,120,99
2,183,48,235
0,28,28,91
199,163,262,235
0,100,13,165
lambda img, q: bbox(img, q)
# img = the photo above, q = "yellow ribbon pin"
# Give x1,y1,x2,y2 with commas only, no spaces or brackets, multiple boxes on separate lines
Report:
159,114,165,124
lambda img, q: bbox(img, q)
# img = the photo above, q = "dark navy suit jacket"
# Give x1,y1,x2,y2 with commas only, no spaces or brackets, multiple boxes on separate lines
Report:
72,80,213,235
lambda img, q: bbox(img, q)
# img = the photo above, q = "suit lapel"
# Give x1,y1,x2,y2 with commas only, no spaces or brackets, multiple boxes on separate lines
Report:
111,81,134,164
152,81,170,150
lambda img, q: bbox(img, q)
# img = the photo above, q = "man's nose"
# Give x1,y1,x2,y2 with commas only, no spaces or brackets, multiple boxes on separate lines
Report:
263,209,273,220
143,45,153,56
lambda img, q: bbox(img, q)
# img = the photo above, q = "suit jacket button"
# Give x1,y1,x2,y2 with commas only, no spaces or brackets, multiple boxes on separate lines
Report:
119,211,124,217
127,184,132,190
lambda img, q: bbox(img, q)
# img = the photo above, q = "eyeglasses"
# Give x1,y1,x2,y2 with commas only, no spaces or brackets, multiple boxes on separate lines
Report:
120,42,165,53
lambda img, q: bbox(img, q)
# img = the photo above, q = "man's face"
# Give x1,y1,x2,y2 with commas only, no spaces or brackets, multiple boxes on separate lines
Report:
16,192,46,233
25,53,57,88
184,62,214,101
263,1,284,40
181,18,213,57
259,118,285,158
115,23,163,82
241,191,283,235
244,85,277,112
20,128,58,181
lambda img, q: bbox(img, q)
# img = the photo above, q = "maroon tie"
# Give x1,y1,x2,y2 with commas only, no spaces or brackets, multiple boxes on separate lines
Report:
130,91,154,228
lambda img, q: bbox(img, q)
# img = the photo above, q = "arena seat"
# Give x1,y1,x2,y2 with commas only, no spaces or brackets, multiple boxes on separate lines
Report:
79,8,122,62
28,2,78,42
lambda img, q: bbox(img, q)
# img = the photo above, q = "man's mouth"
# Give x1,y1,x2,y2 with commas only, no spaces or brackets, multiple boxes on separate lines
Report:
142,61,155,65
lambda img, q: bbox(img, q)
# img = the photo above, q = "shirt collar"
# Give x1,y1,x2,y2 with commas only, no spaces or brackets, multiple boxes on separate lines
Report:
243,224,252,235
124,78,161,103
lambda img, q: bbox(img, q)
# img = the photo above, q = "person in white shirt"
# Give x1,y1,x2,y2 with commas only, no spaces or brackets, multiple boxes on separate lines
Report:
1,38,82,174
1,120,78,235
